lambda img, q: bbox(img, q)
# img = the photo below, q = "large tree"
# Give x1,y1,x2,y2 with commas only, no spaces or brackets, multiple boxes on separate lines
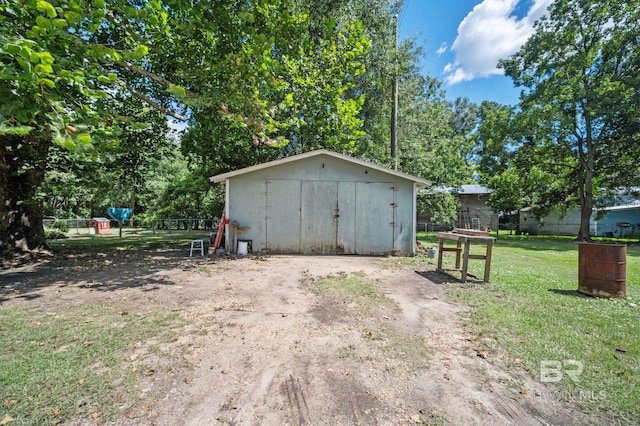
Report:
499,0,640,240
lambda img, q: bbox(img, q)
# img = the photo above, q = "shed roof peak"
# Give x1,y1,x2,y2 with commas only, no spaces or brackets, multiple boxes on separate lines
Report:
209,149,430,185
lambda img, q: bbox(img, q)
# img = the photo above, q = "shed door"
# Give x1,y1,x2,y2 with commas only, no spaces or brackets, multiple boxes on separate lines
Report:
300,181,338,254
265,180,301,253
354,182,395,255
337,182,356,254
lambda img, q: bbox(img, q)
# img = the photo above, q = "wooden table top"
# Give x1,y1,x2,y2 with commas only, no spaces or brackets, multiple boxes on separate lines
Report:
437,232,496,243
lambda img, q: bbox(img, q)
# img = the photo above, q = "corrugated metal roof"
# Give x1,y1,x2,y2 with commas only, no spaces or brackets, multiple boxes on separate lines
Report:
209,149,431,185
598,200,640,212
458,184,492,194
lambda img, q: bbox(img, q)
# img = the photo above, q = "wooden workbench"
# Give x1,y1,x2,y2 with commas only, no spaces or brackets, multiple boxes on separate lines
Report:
436,230,496,283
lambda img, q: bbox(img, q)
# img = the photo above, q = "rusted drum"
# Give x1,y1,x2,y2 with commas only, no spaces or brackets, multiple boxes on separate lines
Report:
578,243,626,298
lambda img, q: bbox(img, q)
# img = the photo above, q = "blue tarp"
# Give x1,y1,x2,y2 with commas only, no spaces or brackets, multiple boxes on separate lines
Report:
107,207,132,222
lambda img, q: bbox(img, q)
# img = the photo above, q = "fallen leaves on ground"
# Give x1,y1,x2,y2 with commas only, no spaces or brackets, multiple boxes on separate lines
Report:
0,414,15,425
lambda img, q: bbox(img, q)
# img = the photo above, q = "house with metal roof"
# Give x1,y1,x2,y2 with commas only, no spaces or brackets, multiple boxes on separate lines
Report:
210,149,430,255
520,200,640,237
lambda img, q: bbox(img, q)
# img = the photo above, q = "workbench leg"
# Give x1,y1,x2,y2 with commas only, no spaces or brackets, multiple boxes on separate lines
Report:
461,241,470,283
437,238,444,271
483,242,494,283
455,240,462,270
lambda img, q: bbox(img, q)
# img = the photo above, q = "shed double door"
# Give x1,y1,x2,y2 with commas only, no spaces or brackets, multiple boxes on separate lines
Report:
266,180,395,255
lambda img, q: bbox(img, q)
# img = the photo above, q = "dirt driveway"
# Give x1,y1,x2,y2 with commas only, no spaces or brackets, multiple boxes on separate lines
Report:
1,246,599,425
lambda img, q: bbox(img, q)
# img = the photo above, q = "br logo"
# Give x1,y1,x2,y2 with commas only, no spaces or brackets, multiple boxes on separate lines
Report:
540,360,583,383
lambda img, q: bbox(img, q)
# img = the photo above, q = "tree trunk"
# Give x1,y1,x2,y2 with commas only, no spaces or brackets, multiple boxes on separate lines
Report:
576,164,594,241
129,189,136,227
577,112,595,242
577,195,593,241
0,135,50,256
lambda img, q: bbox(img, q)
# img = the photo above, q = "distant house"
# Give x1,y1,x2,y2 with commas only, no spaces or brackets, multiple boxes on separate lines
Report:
520,201,640,237
456,185,497,231
209,149,429,255
417,184,497,231
593,202,640,237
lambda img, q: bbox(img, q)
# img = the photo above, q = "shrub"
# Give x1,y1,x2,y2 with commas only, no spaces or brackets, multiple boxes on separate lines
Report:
44,228,68,240
50,220,69,232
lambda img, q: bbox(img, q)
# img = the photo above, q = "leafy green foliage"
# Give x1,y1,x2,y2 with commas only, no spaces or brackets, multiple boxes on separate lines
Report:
43,227,67,240
48,219,68,233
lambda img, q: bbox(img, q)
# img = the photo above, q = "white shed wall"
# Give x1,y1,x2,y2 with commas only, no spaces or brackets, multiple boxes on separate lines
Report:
224,155,417,255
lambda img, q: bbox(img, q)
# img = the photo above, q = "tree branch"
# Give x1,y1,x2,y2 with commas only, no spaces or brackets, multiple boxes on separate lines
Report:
126,85,187,121
116,62,196,98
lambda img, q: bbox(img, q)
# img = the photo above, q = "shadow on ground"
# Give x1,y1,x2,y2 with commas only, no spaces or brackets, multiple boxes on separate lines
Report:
547,288,592,298
0,243,203,304
414,270,451,285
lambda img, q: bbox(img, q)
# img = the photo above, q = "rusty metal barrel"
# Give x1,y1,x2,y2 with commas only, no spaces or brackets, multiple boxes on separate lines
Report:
578,243,626,298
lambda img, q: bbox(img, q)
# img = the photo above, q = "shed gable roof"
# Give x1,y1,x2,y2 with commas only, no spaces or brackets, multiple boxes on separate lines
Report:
209,149,430,185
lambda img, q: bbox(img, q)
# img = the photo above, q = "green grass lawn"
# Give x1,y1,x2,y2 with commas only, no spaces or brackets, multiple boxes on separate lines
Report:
0,304,186,425
2,232,194,425
418,232,640,423
48,228,204,251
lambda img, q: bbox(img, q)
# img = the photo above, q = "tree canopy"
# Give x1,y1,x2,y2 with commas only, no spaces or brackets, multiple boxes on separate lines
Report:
498,0,640,240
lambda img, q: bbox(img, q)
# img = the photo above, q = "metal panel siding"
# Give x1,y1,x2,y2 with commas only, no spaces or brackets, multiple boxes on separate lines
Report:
355,182,394,255
337,182,357,254
393,181,415,254
265,180,301,253
227,178,267,252
225,156,420,256
301,181,338,253
594,209,640,237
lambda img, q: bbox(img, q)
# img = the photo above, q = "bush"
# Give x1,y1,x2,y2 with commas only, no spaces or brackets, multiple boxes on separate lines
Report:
44,228,68,240
50,220,69,232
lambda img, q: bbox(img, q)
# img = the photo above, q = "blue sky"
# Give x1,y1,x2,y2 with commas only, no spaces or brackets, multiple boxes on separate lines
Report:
398,0,552,106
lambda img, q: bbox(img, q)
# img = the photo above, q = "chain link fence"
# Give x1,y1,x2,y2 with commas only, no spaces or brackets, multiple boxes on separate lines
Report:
43,218,220,235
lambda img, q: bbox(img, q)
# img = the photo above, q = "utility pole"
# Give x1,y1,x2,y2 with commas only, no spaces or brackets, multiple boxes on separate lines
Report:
391,14,398,170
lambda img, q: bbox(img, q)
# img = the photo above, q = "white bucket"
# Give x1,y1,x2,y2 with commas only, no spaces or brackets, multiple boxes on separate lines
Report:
237,241,248,256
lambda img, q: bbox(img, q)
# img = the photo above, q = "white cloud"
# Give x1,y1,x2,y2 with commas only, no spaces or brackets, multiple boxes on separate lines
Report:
444,0,552,85
436,42,448,56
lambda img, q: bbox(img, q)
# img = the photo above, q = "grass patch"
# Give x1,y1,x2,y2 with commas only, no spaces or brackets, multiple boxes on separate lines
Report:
310,273,395,315
310,273,428,367
0,303,187,425
48,229,200,252
416,233,640,422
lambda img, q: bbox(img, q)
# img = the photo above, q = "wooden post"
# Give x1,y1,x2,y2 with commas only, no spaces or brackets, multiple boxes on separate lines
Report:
437,236,445,271
461,241,471,282
455,240,462,270
483,241,494,282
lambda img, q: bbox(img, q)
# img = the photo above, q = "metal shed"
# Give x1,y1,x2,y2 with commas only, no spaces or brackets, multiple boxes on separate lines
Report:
210,149,430,255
